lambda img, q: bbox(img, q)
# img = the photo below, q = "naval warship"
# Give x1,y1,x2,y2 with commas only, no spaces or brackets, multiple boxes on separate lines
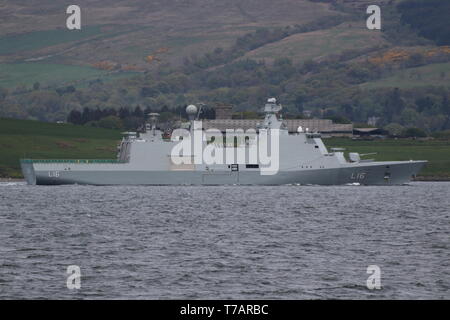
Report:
20,98,427,185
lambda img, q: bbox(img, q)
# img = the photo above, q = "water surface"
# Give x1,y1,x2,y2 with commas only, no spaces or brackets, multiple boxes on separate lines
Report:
0,182,448,299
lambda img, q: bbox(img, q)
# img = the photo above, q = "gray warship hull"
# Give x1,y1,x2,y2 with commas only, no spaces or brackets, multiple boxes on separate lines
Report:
19,99,428,186
21,160,426,186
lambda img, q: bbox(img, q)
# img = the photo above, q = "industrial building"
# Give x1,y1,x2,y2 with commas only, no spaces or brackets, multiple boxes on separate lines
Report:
203,119,353,136
204,104,353,136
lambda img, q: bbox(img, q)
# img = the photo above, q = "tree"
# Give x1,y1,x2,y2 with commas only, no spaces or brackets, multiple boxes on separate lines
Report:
402,127,427,138
398,0,450,46
301,59,320,73
67,110,82,125
346,66,371,83
156,82,170,94
93,108,103,121
272,57,295,80
416,96,435,113
406,53,425,67
384,123,405,136
327,115,351,124
56,85,76,96
399,108,419,126
432,130,450,140
440,95,450,115
118,107,130,119
123,116,144,130
199,107,216,120
98,116,123,130
159,111,175,122
133,105,144,118
441,95,450,130
0,87,8,101
384,88,405,122
294,90,307,113
81,107,92,124
140,86,159,98
340,103,354,120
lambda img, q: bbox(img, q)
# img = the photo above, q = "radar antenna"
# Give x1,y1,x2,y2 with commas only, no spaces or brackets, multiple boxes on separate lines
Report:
259,98,286,131
264,98,282,114
148,113,160,136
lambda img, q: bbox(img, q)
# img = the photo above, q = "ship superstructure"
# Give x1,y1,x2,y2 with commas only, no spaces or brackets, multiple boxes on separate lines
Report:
20,99,427,185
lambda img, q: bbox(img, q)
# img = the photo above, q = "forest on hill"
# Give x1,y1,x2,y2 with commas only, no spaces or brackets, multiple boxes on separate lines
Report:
398,0,450,46
0,0,449,135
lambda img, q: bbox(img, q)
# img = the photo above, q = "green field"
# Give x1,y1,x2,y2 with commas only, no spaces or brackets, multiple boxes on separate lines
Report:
0,118,121,178
1,118,450,178
0,62,138,89
360,62,450,89
243,23,386,63
0,26,103,55
324,137,450,178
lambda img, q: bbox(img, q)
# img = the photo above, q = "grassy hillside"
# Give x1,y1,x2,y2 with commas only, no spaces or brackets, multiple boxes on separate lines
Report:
0,26,103,56
0,118,121,178
360,61,450,89
324,137,450,178
242,22,386,63
0,0,336,91
0,62,138,88
0,0,332,63
1,1,450,138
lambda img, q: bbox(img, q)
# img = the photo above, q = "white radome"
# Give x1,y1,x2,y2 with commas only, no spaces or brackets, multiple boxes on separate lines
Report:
186,104,198,115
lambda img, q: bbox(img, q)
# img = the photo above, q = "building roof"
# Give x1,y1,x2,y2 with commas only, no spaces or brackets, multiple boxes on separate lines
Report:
202,119,353,133
354,128,380,133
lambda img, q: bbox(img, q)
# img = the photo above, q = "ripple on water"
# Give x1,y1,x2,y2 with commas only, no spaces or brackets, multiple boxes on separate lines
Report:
0,182,448,299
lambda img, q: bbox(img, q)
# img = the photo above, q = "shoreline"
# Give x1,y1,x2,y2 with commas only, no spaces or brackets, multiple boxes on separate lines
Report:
1,177,450,183
0,178,25,182
413,176,450,182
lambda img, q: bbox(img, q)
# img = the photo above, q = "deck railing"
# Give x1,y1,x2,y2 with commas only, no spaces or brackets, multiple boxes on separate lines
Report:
20,159,124,164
